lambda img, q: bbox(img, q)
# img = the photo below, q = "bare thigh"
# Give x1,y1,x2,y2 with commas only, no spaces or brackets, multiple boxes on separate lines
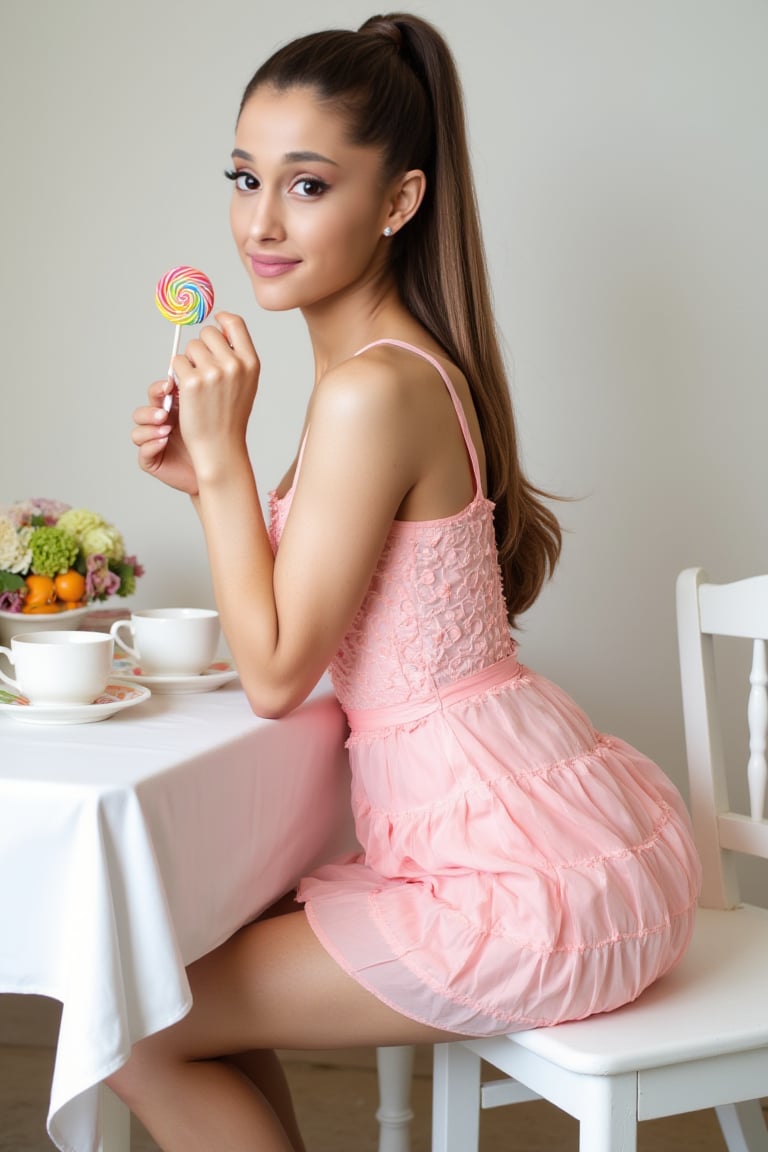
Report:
134,908,463,1064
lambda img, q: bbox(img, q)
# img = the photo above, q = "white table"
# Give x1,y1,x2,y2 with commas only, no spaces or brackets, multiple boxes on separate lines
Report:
0,675,414,1152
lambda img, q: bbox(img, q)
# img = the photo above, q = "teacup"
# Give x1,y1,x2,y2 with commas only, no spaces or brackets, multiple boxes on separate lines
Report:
110,608,220,676
0,630,114,706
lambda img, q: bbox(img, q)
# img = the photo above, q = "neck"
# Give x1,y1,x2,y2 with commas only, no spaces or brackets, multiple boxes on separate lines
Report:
301,277,412,382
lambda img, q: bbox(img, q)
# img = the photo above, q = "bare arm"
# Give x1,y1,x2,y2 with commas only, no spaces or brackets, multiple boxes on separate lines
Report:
173,314,423,717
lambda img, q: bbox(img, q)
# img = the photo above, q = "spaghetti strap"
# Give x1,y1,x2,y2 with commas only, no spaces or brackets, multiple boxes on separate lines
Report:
355,339,483,495
293,429,310,483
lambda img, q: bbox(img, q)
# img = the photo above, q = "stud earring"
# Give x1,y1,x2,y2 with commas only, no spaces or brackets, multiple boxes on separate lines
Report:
383,226,393,237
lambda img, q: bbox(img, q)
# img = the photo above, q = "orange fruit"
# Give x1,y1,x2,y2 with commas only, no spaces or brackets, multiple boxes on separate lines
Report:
24,574,57,608
21,603,62,615
54,569,86,603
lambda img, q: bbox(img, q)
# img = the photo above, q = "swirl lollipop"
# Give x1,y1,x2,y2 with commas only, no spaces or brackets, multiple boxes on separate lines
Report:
155,266,215,411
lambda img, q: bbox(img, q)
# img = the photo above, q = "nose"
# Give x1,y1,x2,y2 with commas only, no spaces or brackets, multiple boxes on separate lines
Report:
246,187,285,243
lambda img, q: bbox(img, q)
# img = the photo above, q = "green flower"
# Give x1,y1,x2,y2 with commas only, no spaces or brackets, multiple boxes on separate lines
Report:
56,508,125,562
28,526,79,578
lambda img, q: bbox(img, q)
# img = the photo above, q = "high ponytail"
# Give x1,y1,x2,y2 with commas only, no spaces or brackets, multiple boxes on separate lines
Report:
241,12,562,625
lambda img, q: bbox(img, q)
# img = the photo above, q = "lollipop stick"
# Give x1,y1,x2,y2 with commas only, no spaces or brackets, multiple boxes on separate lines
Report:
155,266,214,412
162,326,182,413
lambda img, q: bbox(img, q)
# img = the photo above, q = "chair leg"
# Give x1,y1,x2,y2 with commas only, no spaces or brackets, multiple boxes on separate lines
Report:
99,1085,130,1152
716,1100,768,1152
376,1045,415,1152
432,1043,481,1152
577,1072,637,1152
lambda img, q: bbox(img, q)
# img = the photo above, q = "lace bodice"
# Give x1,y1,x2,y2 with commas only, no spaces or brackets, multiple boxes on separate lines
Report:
268,341,513,712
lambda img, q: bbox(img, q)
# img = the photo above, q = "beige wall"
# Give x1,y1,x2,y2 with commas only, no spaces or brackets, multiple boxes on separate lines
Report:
1,2,766,896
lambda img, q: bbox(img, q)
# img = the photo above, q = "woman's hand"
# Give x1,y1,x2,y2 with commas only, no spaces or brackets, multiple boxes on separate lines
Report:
171,312,261,485
132,313,259,495
132,379,199,495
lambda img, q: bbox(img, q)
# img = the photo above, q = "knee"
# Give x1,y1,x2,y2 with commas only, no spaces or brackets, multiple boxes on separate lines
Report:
104,1050,156,1113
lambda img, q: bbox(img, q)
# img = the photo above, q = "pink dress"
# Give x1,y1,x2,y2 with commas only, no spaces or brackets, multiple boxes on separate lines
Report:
269,339,701,1036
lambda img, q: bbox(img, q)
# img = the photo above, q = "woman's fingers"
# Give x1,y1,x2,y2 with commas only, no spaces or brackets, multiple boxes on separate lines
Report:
133,391,173,458
134,381,199,494
139,436,169,462
214,312,259,363
132,420,172,448
148,378,171,405
134,401,172,427
173,314,259,380
136,433,170,477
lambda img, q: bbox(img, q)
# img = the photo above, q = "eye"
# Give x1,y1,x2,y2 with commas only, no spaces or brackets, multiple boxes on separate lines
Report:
224,168,260,192
292,177,329,199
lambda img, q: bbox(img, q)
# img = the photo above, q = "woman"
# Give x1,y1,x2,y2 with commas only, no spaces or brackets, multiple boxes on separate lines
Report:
116,13,701,1150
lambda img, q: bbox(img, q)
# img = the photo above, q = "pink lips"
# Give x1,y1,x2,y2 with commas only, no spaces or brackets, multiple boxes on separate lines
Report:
249,255,300,278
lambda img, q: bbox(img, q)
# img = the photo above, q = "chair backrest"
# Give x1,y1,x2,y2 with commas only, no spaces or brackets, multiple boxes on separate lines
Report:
676,567,768,909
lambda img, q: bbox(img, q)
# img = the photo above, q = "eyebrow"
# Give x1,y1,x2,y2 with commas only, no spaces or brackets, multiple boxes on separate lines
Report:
231,147,339,166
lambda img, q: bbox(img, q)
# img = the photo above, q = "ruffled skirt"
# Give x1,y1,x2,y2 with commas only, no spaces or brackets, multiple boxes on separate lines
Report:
298,658,701,1036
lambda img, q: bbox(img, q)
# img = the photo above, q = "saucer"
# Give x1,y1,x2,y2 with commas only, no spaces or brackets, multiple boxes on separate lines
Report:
111,658,239,694
0,681,151,725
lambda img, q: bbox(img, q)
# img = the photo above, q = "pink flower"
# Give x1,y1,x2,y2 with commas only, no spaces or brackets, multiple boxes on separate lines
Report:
3,498,71,528
123,554,145,578
85,554,121,601
0,589,24,612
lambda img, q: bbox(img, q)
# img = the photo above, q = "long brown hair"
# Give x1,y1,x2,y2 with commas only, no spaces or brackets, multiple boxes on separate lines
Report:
241,13,562,625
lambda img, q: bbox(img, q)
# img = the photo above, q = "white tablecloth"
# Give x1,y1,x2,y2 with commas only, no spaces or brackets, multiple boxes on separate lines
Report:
0,678,352,1152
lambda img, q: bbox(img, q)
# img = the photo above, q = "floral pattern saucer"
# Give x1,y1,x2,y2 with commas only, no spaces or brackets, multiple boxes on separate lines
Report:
0,681,151,725
111,658,239,694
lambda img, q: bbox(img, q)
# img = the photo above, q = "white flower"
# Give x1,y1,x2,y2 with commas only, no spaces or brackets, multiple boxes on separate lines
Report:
0,516,32,574
56,508,125,562
81,525,124,562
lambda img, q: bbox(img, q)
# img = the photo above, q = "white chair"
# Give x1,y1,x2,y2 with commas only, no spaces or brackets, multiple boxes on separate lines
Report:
429,566,768,1152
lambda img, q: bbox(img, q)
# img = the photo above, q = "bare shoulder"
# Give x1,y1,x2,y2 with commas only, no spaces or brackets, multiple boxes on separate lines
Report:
296,338,484,523
311,341,463,431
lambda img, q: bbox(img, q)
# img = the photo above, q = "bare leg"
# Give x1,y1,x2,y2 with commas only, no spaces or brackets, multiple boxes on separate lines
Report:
107,910,461,1152
228,1049,306,1152
224,891,307,1149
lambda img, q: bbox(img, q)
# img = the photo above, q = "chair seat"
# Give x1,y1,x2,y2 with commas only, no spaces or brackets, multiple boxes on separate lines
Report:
505,904,768,1075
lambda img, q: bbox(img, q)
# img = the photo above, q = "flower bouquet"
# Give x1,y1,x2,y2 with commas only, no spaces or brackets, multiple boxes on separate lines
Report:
0,498,143,616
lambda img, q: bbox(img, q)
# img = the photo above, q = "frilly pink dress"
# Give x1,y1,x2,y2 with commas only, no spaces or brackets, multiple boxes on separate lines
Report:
269,339,701,1036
